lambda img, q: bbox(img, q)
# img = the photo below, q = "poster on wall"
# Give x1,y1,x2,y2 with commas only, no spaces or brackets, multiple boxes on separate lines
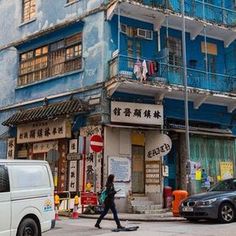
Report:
220,162,233,180
189,161,201,180
68,161,77,192
108,157,131,182
114,182,127,198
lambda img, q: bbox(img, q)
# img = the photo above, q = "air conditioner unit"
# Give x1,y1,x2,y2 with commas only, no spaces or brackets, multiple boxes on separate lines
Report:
137,28,153,40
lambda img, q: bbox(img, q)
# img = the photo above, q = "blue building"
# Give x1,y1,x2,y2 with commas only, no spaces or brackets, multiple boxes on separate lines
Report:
103,0,236,211
1,0,236,212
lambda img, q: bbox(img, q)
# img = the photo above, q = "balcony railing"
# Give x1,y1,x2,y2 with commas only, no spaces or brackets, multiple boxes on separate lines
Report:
109,54,236,93
106,0,236,27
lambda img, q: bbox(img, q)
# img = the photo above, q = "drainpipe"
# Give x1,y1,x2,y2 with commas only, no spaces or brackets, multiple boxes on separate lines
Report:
117,3,121,77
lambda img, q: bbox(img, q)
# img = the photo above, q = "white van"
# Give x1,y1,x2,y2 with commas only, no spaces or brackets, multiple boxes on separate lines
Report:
0,160,55,236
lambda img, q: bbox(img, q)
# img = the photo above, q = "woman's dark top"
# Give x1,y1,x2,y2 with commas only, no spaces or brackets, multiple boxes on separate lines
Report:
104,182,116,206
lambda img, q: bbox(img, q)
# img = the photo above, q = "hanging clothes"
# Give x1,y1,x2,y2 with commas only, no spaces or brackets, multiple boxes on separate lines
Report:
142,60,148,81
133,59,142,80
148,61,155,76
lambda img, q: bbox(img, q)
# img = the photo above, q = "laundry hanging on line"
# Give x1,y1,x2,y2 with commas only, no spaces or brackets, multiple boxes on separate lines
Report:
133,59,159,81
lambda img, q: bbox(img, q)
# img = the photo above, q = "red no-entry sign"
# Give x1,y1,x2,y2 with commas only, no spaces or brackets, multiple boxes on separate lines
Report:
90,134,103,153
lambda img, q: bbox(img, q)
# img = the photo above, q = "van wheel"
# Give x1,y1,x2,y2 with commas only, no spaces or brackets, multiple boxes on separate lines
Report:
17,218,39,236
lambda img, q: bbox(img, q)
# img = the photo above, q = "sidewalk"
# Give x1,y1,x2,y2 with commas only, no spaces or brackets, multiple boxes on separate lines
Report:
80,212,185,222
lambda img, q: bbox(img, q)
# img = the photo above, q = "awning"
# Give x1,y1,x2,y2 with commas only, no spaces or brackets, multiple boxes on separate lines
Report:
2,99,88,127
168,124,235,138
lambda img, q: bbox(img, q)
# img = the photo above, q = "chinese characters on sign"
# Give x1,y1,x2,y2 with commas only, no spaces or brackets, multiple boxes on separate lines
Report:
33,141,58,154
68,160,77,192
145,161,161,185
111,102,163,125
146,134,172,160
69,139,78,153
17,119,71,143
7,138,15,159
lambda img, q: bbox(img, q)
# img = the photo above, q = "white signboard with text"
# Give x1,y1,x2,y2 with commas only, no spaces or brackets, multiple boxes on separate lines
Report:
111,101,163,126
68,160,78,192
108,156,131,182
17,119,71,144
33,141,58,154
146,134,172,160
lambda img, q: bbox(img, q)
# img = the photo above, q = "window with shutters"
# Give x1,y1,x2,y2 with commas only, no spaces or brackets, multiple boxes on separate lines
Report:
167,36,182,67
18,33,83,86
22,0,36,22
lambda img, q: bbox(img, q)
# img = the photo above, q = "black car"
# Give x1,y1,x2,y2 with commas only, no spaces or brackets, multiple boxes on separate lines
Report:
180,178,236,223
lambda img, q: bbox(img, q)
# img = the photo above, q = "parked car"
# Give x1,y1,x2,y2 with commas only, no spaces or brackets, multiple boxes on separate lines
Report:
180,178,236,223
0,160,55,236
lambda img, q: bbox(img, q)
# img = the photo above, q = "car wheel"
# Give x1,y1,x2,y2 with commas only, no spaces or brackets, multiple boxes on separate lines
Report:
17,218,39,236
218,202,235,223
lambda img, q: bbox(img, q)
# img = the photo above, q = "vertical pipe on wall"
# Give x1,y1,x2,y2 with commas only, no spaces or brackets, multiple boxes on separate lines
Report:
181,0,191,191
203,26,208,85
158,30,161,52
117,4,121,77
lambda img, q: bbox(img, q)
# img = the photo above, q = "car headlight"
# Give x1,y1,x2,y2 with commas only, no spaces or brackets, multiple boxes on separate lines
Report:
196,198,217,206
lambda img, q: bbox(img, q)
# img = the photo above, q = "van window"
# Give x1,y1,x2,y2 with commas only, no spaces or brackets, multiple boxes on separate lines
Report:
0,165,10,192
10,165,50,189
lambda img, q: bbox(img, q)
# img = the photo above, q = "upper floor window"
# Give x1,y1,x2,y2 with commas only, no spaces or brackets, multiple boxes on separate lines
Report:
18,33,83,86
167,36,182,67
22,0,36,22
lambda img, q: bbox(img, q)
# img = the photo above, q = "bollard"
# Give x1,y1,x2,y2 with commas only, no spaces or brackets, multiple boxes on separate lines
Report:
54,194,60,221
71,195,80,219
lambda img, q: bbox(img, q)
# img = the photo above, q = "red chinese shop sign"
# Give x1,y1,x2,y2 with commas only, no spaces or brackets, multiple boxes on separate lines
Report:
81,192,98,206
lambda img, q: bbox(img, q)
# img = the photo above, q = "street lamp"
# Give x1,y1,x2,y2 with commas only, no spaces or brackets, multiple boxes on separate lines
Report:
181,0,191,192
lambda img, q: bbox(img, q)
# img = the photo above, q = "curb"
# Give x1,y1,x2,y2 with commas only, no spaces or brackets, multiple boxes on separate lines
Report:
79,214,186,222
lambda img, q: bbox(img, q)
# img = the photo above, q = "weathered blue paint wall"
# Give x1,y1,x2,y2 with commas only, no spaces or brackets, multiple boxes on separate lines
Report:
0,0,107,150
0,0,104,47
0,1,107,108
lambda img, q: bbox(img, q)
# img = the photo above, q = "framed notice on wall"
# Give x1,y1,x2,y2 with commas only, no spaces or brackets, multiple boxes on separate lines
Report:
145,160,161,185
108,156,131,182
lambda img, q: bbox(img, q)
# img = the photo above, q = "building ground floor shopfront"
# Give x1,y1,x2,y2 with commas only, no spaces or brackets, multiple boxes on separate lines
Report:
164,130,236,194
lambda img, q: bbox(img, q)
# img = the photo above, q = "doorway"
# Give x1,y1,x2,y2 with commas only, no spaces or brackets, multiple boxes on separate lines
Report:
132,145,145,194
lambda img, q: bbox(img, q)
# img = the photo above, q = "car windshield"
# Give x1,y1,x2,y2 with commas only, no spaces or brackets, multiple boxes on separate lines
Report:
209,179,236,191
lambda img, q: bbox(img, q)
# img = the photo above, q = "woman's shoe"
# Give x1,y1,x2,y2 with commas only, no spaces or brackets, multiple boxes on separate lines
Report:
117,225,125,229
95,223,102,229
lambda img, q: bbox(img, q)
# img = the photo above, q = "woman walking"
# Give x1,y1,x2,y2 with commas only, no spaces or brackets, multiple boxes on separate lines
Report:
95,174,124,229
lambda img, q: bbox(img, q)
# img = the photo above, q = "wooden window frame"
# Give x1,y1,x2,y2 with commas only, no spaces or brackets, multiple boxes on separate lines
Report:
22,0,36,22
18,33,83,86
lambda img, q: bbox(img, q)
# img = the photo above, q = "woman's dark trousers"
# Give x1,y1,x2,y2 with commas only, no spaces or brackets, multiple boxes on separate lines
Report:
96,203,121,227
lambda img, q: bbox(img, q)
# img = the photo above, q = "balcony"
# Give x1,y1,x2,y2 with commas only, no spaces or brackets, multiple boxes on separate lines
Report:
109,54,236,93
106,0,236,27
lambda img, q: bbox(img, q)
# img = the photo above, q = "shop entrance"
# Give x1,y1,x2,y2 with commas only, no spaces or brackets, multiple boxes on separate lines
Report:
132,145,145,193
